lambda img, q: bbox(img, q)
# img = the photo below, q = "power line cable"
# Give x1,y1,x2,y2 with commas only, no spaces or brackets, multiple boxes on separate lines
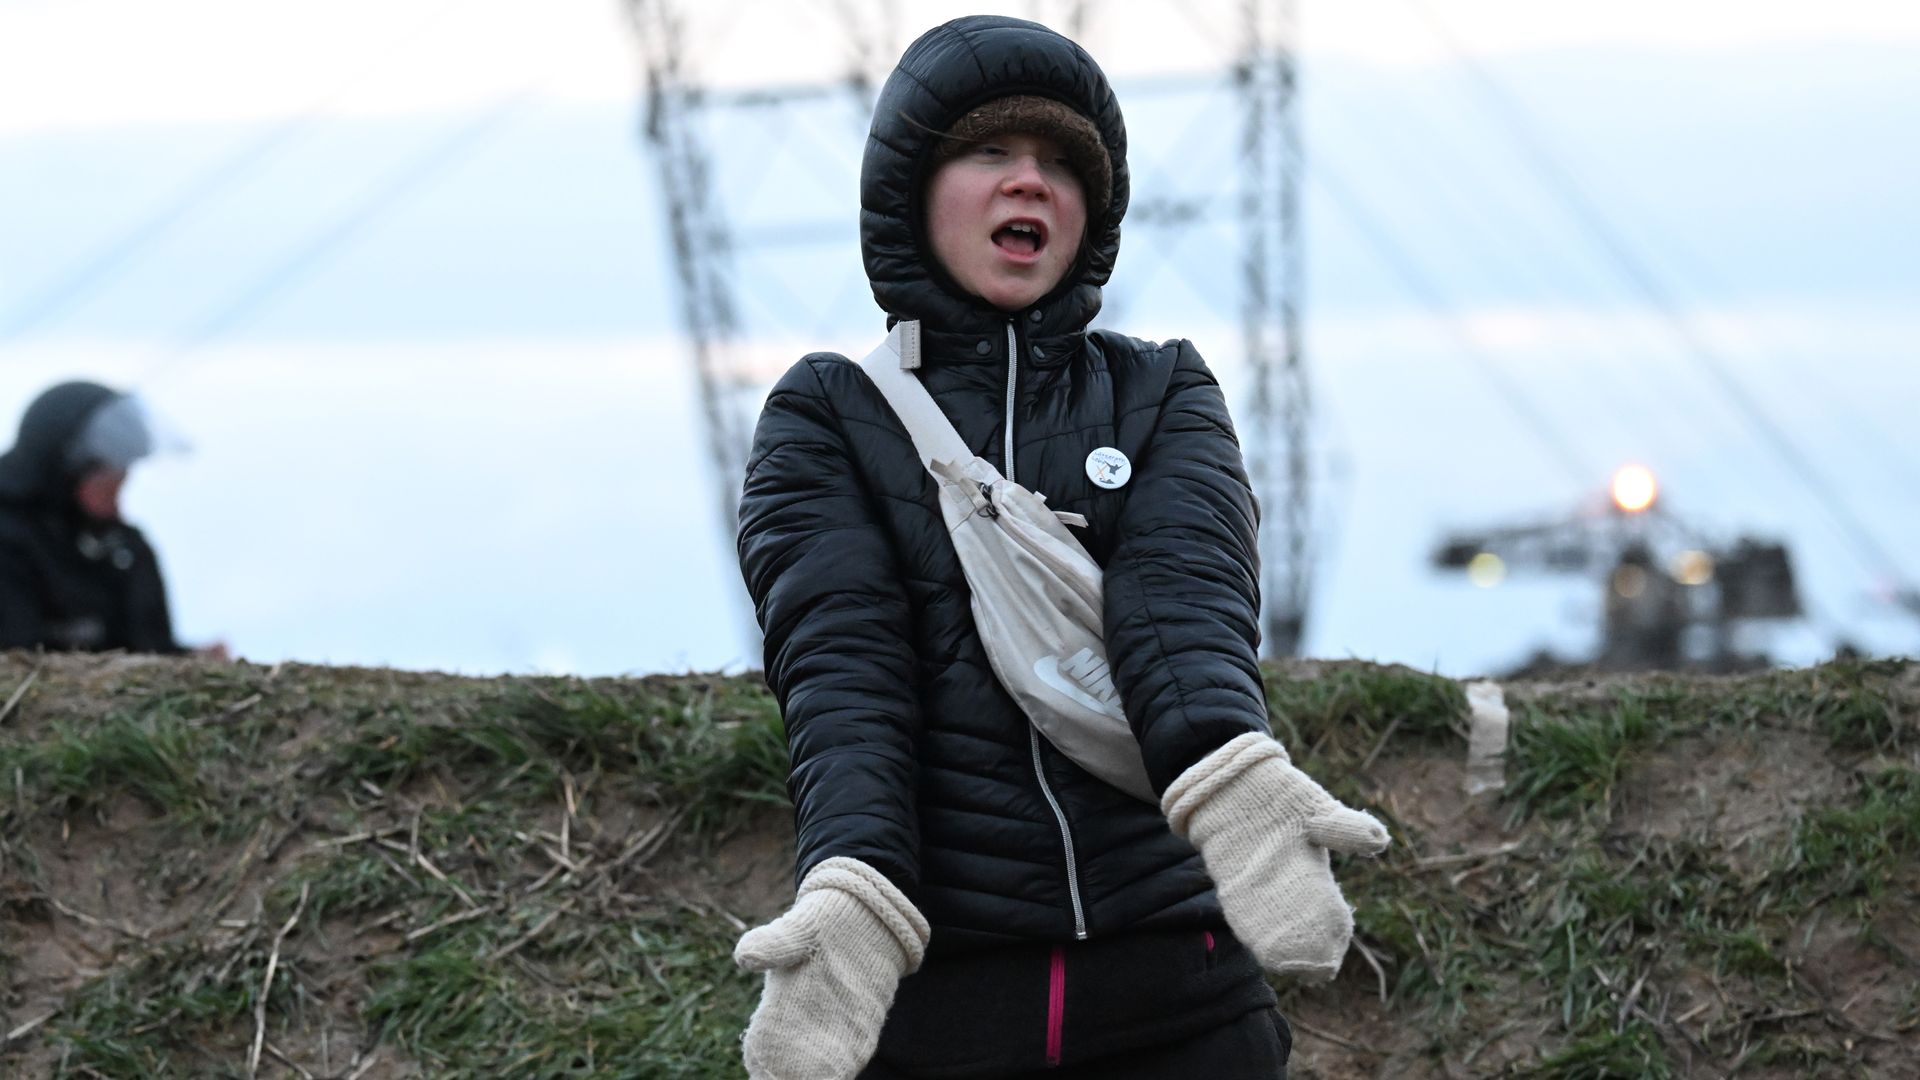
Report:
1305,151,1597,486
1328,18,1765,469
1330,55,1842,574
1398,0,1915,594
1,0,467,340
3,115,322,339
1581,197,1920,504
1102,78,1248,324
138,87,540,390
672,52,1598,527
1304,82,1688,470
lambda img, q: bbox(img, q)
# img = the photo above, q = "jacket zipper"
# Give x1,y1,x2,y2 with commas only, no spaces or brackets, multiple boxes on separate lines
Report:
1007,317,1088,942
1031,728,1087,939
1003,321,1020,484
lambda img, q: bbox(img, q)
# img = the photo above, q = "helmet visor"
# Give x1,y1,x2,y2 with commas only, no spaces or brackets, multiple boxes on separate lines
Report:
63,394,186,473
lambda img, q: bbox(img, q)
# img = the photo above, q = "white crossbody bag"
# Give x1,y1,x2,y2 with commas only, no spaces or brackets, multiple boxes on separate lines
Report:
856,320,1156,803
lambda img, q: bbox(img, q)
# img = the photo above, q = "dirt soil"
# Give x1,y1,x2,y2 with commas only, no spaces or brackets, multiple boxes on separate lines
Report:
2,654,1916,1078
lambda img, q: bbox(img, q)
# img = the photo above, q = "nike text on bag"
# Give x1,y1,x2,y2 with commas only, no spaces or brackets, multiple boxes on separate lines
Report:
857,321,1156,803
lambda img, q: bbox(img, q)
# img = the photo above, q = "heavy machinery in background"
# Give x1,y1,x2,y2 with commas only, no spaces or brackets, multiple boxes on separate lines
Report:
1433,464,1804,673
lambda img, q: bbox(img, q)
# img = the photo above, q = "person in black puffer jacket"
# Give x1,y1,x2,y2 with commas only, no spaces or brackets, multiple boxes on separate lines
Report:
0,381,190,655
735,16,1389,1079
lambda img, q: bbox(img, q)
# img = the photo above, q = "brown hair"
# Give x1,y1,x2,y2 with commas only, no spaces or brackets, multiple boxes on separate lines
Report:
928,95,1112,223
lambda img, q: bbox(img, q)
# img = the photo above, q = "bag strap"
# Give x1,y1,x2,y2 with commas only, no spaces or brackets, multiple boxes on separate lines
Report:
856,321,972,470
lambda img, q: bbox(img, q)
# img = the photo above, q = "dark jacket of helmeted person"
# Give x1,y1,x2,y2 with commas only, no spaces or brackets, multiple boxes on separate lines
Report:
0,381,182,654
736,15,1282,1075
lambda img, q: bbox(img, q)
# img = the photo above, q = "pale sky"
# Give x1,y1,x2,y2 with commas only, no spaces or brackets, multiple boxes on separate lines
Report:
1,0,1915,676
6,0,1920,133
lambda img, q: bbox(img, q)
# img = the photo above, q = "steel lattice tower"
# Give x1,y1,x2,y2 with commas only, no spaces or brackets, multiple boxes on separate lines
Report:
633,0,754,545
634,1,1312,659
1239,0,1311,657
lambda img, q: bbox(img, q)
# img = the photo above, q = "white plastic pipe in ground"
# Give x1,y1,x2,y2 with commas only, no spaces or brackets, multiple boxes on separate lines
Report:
1463,680,1510,796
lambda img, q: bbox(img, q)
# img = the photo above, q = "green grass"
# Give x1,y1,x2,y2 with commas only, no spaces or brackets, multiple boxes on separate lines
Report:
0,708,216,824
319,678,788,837
361,913,753,1078
1624,659,1907,752
1503,698,1654,822
1736,1034,1856,1075
1780,767,1920,911
4,657,1915,1077
1521,1022,1674,1080
1347,889,1508,1023
1320,661,1914,1074
1264,663,1465,775
278,847,419,922
1707,928,1785,979
1796,658,1908,752
48,938,269,1078
0,665,792,1077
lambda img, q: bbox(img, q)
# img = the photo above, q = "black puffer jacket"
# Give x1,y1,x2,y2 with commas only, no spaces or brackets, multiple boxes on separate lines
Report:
738,15,1268,956
0,382,180,654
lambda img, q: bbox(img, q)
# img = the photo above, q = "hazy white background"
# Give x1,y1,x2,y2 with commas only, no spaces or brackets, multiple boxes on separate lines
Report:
1,0,1915,676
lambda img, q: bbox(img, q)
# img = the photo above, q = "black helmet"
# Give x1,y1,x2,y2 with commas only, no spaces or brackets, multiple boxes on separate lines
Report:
0,381,157,502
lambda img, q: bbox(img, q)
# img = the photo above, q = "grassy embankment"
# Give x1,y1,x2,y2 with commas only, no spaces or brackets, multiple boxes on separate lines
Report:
0,654,1914,1078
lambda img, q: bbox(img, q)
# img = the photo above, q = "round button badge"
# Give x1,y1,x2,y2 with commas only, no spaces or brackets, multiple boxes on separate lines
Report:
1085,447,1131,489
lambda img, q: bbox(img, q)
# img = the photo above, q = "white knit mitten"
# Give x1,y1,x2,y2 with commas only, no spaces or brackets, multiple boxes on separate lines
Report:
1163,732,1390,981
734,857,931,1080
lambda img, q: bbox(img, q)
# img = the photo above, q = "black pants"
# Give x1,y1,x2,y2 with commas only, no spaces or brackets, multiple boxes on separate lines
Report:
860,1007,1290,1079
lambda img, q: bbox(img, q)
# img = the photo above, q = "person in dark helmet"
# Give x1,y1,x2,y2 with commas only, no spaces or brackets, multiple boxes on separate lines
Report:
0,380,214,656
733,14,1389,1080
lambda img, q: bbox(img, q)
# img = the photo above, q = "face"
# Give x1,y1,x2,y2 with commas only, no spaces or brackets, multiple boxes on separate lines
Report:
925,132,1088,312
73,467,127,522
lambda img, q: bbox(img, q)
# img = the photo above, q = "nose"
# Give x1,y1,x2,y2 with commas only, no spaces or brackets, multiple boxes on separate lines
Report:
1000,154,1051,199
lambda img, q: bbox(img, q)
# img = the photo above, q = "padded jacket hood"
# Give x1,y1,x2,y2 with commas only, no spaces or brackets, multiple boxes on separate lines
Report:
860,14,1127,340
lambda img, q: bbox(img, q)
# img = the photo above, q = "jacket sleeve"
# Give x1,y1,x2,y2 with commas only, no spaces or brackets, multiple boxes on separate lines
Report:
1103,340,1269,795
737,356,922,893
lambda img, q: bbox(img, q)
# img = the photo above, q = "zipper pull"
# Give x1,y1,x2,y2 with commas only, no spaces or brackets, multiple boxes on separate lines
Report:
974,482,1000,519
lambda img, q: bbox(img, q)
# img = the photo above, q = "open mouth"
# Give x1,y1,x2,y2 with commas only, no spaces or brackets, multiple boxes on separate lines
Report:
992,219,1048,257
